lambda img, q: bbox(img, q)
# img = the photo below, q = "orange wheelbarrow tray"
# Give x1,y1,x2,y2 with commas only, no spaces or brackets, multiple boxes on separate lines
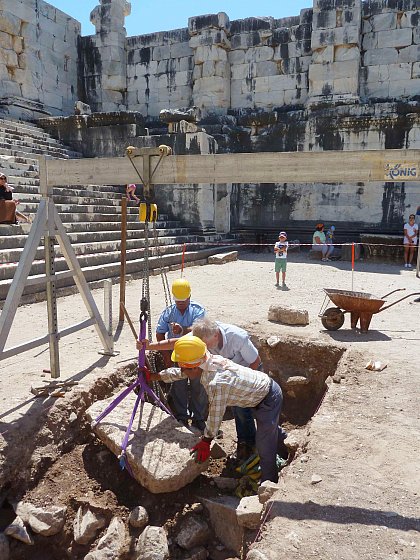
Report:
319,288,420,333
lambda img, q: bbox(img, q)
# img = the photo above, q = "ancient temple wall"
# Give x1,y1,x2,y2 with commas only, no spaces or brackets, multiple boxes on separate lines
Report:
125,29,194,117
360,2,420,101
0,0,80,117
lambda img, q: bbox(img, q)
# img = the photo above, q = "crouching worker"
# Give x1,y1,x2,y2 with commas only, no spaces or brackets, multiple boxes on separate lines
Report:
148,336,288,483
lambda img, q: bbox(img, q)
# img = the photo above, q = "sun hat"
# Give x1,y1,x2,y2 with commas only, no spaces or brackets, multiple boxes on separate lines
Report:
278,231,287,238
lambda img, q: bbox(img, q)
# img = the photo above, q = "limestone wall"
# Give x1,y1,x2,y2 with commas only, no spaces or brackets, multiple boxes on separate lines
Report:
0,0,80,118
361,2,420,101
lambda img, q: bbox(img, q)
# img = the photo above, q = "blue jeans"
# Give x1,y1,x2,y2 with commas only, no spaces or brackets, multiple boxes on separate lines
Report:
170,377,208,427
233,406,256,446
252,380,288,483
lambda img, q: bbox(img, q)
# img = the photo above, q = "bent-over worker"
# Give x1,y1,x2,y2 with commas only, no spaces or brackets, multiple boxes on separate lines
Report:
139,317,262,459
148,336,288,483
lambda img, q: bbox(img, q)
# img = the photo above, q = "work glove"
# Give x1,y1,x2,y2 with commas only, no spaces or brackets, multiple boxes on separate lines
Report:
190,439,211,463
141,366,151,384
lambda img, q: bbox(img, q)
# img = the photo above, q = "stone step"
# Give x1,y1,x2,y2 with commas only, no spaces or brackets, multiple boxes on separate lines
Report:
0,139,80,159
0,146,80,160
16,202,142,215
0,222,185,249
0,236,206,267
0,238,219,281
0,245,232,302
0,118,63,140
8,181,125,198
16,192,123,207
0,155,38,173
0,126,79,149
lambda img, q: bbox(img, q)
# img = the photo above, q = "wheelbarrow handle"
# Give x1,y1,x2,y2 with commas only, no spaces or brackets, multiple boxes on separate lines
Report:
378,292,420,313
381,288,405,299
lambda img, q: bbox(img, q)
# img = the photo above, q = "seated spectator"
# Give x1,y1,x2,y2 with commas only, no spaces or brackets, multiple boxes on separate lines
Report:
312,223,333,262
0,173,31,224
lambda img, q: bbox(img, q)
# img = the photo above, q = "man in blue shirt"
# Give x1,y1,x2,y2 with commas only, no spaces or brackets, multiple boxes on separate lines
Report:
156,279,206,430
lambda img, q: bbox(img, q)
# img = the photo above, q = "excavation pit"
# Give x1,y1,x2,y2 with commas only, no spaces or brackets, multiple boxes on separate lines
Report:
0,335,346,559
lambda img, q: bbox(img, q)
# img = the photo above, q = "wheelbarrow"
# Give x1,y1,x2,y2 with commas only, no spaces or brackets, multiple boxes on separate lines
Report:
319,288,420,333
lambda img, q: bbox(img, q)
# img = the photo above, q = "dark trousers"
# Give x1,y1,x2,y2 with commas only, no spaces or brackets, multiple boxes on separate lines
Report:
233,406,256,445
252,380,288,483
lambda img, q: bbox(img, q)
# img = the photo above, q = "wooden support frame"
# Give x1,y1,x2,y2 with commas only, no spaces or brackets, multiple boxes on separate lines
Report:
0,158,115,378
1,148,419,378
44,149,420,186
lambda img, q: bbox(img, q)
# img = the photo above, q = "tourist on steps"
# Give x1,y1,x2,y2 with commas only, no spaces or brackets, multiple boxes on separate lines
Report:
155,278,207,431
0,173,31,224
147,336,288,483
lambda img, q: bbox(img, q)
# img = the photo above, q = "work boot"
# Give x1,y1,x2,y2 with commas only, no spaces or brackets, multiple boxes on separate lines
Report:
232,442,255,462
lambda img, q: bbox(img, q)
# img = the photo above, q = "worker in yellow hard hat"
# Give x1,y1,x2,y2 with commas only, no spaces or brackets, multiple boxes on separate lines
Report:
155,278,207,430
148,336,289,483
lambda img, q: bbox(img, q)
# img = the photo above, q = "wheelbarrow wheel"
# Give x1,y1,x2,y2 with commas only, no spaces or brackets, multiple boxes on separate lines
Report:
321,307,345,331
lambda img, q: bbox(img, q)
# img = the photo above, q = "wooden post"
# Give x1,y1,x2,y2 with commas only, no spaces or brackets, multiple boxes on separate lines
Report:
351,242,355,291
119,196,128,321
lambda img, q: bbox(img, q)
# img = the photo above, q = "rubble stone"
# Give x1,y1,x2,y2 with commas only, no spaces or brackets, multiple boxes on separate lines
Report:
85,517,127,560
15,502,66,537
175,515,211,550
129,506,149,530
236,495,263,530
268,305,309,326
4,517,33,545
214,477,238,491
258,481,281,504
86,398,208,494
0,533,9,560
135,526,169,560
73,506,107,545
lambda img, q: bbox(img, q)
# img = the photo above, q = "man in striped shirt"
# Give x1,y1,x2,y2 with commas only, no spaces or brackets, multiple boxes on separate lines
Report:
149,336,288,483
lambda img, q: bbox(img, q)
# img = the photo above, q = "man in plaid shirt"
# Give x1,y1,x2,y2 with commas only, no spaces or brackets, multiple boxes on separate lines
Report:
149,336,288,483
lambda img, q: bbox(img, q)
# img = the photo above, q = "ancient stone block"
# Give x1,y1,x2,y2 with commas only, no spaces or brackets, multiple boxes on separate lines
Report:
364,47,398,66
370,12,397,32
413,62,420,79
4,517,33,545
86,398,208,494
188,13,229,35
255,60,280,77
398,45,420,64
0,11,21,36
362,32,378,51
364,80,389,99
334,45,360,62
202,497,243,555
400,10,420,28
208,251,238,264
268,304,309,326
412,25,420,45
193,45,227,64
236,496,263,529
228,49,246,65
377,28,412,49
313,10,337,30
390,78,420,98
245,46,274,63
171,42,193,59
312,45,335,64
231,63,251,80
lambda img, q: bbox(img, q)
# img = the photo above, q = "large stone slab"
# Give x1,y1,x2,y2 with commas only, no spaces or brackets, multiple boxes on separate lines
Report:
208,251,238,265
86,397,207,494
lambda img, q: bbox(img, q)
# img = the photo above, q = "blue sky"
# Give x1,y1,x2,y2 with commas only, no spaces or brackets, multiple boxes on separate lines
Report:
52,1,312,36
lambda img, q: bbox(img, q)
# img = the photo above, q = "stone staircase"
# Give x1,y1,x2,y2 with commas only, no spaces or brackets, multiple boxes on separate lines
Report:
0,118,232,305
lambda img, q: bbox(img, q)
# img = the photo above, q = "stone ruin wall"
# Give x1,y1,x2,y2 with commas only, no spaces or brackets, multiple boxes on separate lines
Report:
2,0,420,236
0,0,80,118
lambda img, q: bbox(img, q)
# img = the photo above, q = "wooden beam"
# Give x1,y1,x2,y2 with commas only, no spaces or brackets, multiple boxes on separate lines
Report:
45,149,420,187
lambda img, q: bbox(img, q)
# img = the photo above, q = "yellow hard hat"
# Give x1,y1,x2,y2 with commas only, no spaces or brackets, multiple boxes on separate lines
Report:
171,336,207,367
172,278,191,301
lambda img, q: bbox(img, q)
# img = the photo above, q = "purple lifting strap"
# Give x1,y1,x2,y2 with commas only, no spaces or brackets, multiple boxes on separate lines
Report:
94,316,174,477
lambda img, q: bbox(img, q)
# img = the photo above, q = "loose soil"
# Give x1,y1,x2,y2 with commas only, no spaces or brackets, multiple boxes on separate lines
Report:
0,252,419,559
